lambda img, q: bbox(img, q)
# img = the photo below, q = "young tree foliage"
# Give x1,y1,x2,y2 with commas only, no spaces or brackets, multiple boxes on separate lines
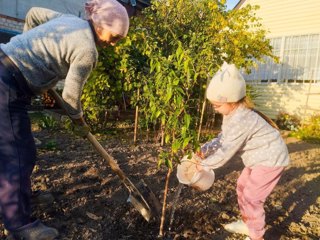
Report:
82,0,274,167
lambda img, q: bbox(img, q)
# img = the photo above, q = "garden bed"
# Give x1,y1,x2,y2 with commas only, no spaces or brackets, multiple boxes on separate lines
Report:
0,128,319,240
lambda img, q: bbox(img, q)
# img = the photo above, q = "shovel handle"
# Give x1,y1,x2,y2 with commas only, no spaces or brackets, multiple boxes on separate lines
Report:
47,89,127,181
86,132,126,181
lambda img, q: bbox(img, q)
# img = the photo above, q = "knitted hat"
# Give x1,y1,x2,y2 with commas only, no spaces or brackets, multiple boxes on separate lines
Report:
85,0,130,37
206,62,246,103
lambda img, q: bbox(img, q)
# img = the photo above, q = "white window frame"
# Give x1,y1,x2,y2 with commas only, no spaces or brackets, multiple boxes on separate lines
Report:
243,34,320,84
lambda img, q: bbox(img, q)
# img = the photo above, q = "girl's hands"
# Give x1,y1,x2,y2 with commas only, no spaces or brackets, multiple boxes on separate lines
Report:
195,151,205,159
193,153,204,171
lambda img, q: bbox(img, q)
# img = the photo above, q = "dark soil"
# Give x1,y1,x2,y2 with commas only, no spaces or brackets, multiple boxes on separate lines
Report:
0,124,319,240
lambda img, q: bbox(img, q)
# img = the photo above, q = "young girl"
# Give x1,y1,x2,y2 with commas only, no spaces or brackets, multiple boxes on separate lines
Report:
188,62,289,240
0,0,129,239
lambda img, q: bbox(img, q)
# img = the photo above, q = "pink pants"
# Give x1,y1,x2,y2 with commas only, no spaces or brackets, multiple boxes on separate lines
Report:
237,166,284,240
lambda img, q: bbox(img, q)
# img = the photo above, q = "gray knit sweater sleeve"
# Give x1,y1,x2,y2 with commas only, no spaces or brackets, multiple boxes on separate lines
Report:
62,52,95,118
24,7,62,32
200,134,222,158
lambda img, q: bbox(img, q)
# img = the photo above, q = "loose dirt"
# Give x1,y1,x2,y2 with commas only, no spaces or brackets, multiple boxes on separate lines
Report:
0,128,319,240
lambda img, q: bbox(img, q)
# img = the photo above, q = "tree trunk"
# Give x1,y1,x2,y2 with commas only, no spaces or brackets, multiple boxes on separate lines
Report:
160,123,165,146
198,99,206,141
146,125,149,142
159,168,172,237
198,76,211,141
134,88,140,144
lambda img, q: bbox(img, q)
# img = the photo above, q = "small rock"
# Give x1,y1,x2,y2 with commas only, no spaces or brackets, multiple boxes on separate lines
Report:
220,212,230,220
86,212,102,221
182,229,194,238
275,204,282,210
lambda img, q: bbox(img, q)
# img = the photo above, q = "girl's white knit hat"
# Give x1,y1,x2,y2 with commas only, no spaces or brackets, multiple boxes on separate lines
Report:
206,62,246,103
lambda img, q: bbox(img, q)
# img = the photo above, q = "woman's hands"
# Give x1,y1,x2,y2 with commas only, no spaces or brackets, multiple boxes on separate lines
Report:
71,116,91,137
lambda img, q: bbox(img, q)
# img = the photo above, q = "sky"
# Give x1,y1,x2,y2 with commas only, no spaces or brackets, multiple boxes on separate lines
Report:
226,0,240,10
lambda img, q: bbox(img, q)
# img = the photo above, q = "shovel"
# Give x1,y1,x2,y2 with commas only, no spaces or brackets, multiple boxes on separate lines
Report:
48,89,161,222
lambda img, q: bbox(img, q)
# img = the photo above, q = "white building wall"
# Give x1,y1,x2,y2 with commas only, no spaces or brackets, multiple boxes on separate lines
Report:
0,0,87,20
250,84,320,119
237,0,320,120
238,0,320,38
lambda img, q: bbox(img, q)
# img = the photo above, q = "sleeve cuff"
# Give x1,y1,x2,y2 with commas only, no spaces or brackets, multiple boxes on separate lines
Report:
68,111,83,119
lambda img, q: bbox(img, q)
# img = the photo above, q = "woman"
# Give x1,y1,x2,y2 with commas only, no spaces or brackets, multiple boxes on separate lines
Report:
0,0,129,239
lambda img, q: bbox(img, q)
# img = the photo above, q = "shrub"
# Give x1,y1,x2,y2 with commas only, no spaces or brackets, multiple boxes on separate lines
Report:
39,114,59,130
292,115,320,143
276,112,300,131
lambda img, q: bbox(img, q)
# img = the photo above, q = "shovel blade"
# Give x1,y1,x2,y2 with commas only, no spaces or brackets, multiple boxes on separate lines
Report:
136,179,162,217
126,179,161,222
128,192,152,222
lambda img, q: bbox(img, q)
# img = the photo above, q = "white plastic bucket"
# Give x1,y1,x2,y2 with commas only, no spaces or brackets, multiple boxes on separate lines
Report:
177,155,215,191
189,169,215,191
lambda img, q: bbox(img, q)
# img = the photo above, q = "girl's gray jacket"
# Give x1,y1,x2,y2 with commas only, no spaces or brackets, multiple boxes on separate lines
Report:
201,106,290,170
0,7,98,118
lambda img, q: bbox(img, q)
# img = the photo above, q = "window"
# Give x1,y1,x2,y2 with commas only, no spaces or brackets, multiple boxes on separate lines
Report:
243,34,320,84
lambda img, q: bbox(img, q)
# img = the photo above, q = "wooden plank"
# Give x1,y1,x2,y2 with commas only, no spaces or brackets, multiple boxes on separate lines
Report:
240,0,320,37
304,107,320,112
249,84,320,120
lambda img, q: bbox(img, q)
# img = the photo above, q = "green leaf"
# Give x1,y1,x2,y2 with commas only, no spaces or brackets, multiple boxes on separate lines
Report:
157,158,163,168
182,137,192,149
165,134,171,143
165,159,173,169
172,140,181,153
184,114,191,127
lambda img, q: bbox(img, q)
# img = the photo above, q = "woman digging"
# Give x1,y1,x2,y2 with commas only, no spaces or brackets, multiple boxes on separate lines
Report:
0,0,129,239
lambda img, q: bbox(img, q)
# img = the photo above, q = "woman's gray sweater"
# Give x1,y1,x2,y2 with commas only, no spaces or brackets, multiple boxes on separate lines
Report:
0,7,98,118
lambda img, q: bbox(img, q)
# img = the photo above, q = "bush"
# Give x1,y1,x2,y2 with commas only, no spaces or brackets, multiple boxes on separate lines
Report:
292,115,320,143
39,114,59,130
276,112,300,131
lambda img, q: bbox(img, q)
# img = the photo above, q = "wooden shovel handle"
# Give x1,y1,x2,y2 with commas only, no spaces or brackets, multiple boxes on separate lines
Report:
47,89,127,181
86,132,127,181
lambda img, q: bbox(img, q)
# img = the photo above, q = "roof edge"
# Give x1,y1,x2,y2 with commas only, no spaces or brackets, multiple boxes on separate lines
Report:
0,13,24,22
234,0,246,9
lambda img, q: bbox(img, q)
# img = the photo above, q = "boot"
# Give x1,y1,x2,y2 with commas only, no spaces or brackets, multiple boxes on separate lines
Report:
224,219,249,235
6,219,59,240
